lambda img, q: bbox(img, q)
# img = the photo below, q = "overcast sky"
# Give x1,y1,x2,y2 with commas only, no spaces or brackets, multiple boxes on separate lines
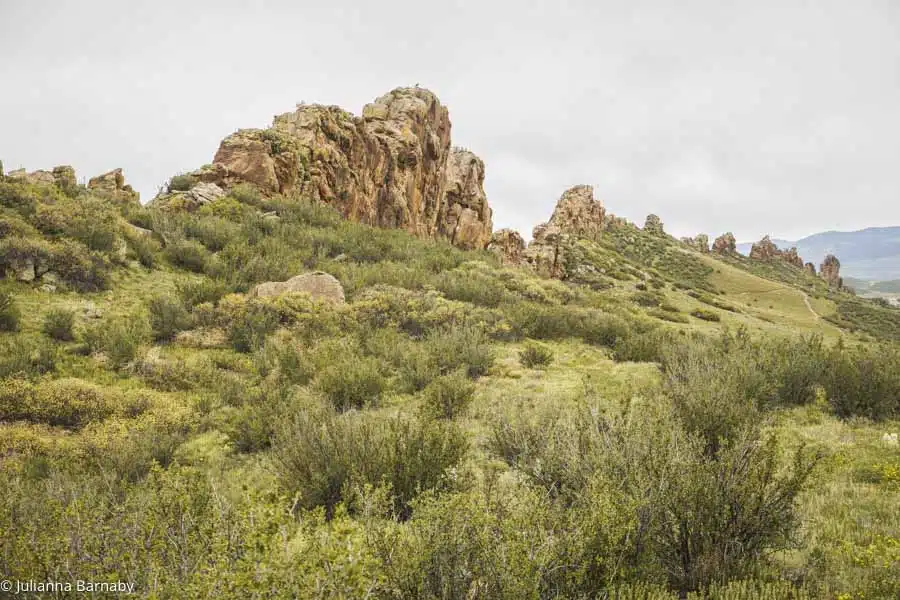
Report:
1,0,898,242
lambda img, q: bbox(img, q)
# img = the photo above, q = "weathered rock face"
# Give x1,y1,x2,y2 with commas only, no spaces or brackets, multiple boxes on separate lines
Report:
88,168,140,204
8,165,77,190
541,185,605,240
643,214,664,235
487,228,526,265
749,235,804,268
820,255,842,288
251,271,345,303
440,149,493,249
712,232,737,254
159,87,493,249
804,262,816,276
525,226,567,279
681,234,710,253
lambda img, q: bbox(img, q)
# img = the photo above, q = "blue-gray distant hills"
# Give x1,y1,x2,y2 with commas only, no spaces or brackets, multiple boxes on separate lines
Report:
736,226,900,281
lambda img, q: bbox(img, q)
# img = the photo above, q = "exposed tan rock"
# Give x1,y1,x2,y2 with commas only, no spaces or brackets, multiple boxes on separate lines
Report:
820,255,842,288
749,235,804,268
541,185,605,240
251,271,345,304
712,232,737,254
88,168,140,203
440,149,492,249
643,214,664,235
487,228,526,265
7,165,77,190
158,87,493,249
681,234,710,253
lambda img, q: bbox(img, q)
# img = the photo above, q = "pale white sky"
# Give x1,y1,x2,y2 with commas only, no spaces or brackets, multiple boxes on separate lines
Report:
1,0,898,242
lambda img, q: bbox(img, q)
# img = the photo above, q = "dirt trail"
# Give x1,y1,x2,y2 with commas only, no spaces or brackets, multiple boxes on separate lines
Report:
801,292,819,321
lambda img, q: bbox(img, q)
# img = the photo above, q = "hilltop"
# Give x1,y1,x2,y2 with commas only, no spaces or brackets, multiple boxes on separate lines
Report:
1,87,899,599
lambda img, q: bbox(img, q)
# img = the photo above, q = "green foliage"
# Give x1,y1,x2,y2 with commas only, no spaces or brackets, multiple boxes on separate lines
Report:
272,407,467,519
423,325,495,378
83,314,151,369
164,238,210,273
422,369,476,419
518,340,555,368
0,336,57,378
822,342,900,420
0,377,118,428
168,173,197,191
147,294,192,341
41,307,75,341
315,351,386,411
0,290,20,332
226,300,282,352
691,308,721,322
176,277,226,308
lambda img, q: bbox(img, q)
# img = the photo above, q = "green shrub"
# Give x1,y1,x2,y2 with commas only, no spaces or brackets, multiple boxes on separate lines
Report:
228,183,262,205
690,308,721,322
316,354,386,411
422,369,476,419
164,239,209,273
0,336,57,377
124,229,158,268
168,174,197,192
423,325,495,379
147,294,192,341
822,343,900,420
228,404,275,453
631,290,664,307
41,307,75,341
518,341,555,368
176,278,226,309
272,408,467,519
612,328,672,363
227,302,281,353
649,308,689,323
0,378,117,428
0,291,20,332
83,314,150,369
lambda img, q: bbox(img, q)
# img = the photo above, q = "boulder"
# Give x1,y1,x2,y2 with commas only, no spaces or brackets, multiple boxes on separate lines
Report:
155,87,494,250
487,229,526,265
251,271,345,304
712,232,737,254
187,182,226,205
820,255,842,288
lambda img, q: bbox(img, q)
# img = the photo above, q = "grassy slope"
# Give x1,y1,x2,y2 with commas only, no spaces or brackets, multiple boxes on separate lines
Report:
2,178,899,598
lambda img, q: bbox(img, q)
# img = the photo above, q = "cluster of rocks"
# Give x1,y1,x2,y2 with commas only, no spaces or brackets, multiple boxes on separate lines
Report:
680,234,710,253
488,185,612,279
643,214,665,236
6,165,77,190
251,271,346,303
748,235,804,268
87,168,141,204
152,87,493,250
712,232,737,254
2,163,140,205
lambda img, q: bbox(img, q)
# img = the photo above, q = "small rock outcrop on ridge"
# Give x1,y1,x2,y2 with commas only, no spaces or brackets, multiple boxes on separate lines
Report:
820,254,842,288
804,262,816,276
681,234,710,253
712,232,737,254
7,165,77,190
251,271,345,304
643,214,665,235
153,87,493,250
88,168,140,204
749,236,804,268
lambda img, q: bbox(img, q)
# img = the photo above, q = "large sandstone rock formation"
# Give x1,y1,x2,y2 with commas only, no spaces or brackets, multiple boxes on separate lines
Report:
820,255,842,288
681,234,710,253
251,271,345,303
155,87,493,249
749,235,804,268
643,214,665,236
712,232,737,254
804,262,816,276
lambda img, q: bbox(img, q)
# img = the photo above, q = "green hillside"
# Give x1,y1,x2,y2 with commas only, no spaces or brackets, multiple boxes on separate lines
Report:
1,174,899,599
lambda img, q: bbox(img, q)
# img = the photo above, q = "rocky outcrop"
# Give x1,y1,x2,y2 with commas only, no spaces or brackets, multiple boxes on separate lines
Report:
156,87,493,249
712,232,737,254
8,165,76,190
540,185,605,240
820,255,842,288
440,149,493,249
88,168,140,204
749,235,804,268
681,234,710,253
643,214,664,235
525,223,567,279
487,229,526,265
251,271,345,303
804,262,816,276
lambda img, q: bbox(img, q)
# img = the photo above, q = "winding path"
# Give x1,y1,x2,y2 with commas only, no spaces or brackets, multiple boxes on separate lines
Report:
801,291,820,321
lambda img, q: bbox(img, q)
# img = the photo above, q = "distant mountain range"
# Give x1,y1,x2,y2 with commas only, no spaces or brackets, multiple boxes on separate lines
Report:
736,226,900,281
